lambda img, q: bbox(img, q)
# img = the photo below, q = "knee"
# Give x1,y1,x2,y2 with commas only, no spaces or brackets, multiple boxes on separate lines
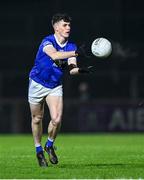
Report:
32,115,43,124
51,114,62,127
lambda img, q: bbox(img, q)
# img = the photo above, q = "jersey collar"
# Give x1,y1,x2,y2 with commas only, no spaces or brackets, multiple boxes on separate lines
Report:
54,34,68,48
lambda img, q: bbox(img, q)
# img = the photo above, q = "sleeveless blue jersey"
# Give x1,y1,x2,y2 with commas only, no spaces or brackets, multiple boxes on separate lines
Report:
29,34,77,88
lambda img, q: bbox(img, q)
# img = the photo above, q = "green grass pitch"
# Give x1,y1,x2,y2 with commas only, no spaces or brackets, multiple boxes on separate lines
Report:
0,133,144,179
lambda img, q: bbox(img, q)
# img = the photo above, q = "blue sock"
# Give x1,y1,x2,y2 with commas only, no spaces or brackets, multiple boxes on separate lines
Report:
36,146,43,153
46,138,54,147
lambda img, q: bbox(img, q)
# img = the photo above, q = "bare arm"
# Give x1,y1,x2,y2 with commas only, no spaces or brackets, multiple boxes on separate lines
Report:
43,45,91,74
68,57,79,75
43,45,77,61
68,57,95,75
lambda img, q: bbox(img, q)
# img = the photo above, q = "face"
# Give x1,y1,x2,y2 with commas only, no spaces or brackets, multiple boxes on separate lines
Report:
54,20,71,38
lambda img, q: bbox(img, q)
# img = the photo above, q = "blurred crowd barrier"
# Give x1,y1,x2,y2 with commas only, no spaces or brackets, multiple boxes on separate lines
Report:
0,98,144,133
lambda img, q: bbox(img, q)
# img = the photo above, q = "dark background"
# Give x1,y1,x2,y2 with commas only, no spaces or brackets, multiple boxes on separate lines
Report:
0,0,144,133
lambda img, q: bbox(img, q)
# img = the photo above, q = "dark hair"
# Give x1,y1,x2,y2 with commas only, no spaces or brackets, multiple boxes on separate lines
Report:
51,13,72,26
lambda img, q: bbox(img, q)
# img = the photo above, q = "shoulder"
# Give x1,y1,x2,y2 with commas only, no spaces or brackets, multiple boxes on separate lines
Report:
43,34,54,41
41,34,55,47
42,34,54,43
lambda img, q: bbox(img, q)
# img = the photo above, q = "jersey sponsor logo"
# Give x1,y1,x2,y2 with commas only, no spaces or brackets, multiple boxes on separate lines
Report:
53,60,67,69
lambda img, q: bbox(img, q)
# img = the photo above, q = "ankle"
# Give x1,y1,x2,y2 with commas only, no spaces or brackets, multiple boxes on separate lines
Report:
46,138,54,147
36,145,43,153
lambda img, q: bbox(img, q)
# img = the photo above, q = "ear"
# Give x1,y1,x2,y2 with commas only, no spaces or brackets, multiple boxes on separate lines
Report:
53,23,59,32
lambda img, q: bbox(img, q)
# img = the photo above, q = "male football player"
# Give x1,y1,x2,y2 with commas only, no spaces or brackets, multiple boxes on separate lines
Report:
28,13,92,167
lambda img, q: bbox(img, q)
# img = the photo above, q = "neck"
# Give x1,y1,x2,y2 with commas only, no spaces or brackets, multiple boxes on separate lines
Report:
54,33,67,44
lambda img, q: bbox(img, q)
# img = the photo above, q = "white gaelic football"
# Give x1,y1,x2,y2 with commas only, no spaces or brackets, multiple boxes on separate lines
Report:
91,37,112,58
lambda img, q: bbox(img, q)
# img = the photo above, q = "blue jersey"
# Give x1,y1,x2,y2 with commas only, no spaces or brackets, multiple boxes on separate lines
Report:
29,34,77,88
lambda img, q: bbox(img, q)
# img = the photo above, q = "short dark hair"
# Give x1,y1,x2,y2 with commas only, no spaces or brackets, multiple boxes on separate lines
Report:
51,13,72,26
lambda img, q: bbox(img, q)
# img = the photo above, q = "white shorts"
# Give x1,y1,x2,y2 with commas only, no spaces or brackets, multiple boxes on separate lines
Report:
28,79,63,104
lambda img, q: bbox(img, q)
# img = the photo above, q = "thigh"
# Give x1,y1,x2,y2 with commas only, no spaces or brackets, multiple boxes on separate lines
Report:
29,102,45,117
45,96,63,119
